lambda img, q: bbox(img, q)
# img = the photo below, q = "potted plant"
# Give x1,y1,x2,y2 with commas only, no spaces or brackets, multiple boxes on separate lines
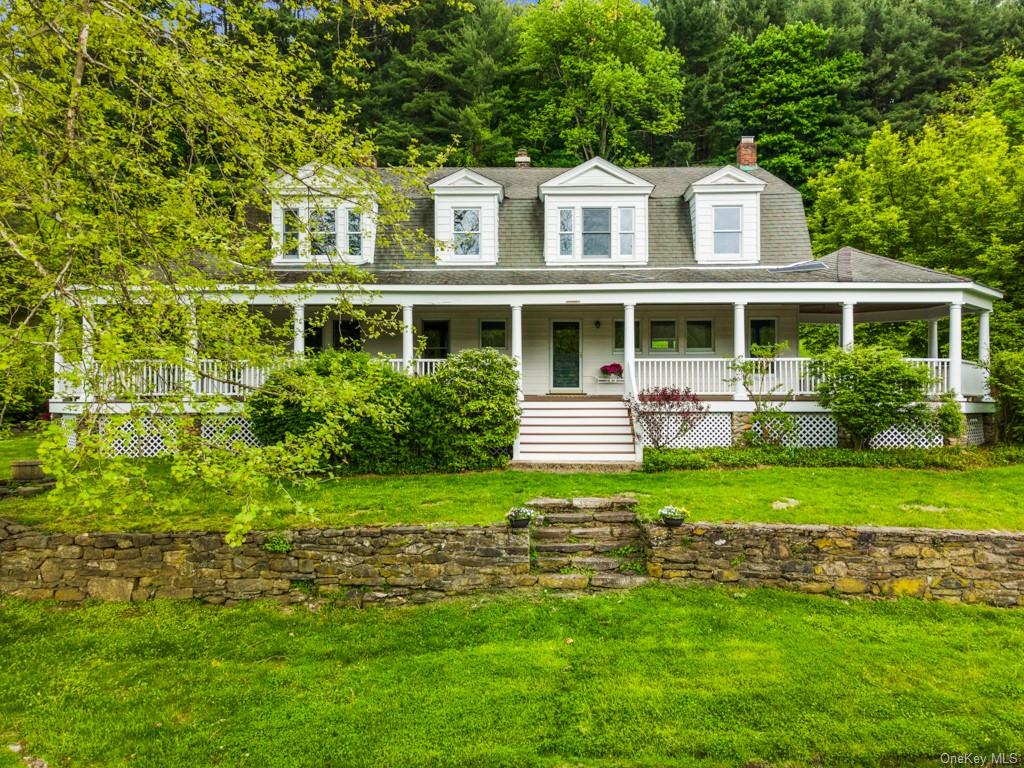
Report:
658,505,687,528
507,506,535,529
600,362,624,379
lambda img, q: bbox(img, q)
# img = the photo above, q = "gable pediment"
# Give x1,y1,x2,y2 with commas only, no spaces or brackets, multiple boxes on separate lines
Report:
685,166,766,198
429,168,504,201
539,157,654,199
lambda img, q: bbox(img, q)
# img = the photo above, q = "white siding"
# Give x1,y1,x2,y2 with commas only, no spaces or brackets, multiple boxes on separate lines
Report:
690,191,760,264
542,194,649,264
434,194,500,264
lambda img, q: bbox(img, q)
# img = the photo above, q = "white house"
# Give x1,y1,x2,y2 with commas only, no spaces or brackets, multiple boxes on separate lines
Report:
51,138,1000,463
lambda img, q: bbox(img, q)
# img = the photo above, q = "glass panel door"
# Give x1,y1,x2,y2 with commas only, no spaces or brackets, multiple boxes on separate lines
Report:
552,321,581,390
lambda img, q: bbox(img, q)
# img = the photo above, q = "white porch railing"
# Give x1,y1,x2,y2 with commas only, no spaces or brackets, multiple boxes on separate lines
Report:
906,358,950,397
634,357,823,396
385,358,446,376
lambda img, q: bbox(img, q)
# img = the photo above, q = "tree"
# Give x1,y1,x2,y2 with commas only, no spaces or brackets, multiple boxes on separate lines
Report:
814,347,934,449
0,0,423,539
808,62,1024,353
516,0,686,165
715,22,867,187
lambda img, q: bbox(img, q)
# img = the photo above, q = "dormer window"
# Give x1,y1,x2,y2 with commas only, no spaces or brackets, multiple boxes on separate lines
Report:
310,208,337,257
429,169,503,265
582,208,611,258
685,165,765,264
282,208,301,258
347,211,362,258
713,206,742,258
453,208,481,256
539,158,652,264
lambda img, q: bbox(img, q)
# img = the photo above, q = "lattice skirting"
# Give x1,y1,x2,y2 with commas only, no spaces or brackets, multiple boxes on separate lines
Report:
966,415,986,446
640,413,733,449
61,415,261,456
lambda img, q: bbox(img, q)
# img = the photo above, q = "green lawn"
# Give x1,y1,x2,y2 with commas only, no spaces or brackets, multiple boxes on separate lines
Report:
0,432,42,480
2,586,1023,767
4,434,1024,532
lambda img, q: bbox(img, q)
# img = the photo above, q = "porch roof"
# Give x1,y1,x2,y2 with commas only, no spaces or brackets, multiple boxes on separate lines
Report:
270,247,978,288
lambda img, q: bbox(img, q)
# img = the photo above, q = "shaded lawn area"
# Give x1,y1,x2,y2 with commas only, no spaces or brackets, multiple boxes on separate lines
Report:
3,434,1024,532
2,586,1024,767
0,432,42,480
5,463,1024,534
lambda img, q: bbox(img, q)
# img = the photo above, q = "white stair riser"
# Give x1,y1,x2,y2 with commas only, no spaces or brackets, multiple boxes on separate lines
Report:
522,400,625,408
515,452,639,463
520,425,634,435
521,416,631,426
519,435,635,446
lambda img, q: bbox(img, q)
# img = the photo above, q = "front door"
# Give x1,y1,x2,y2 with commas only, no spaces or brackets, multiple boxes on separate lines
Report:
551,321,581,391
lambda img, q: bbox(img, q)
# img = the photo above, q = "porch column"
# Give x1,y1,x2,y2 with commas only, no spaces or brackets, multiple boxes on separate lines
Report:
185,300,200,395
948,301,963,398
80,311,94,401
623,302,636,399
292,302,305,355
510,304,523,401
52,314,67,400
733,302,746,400
927,318,940,359
402,304,414,371
978,309,991,364
841,302,855,351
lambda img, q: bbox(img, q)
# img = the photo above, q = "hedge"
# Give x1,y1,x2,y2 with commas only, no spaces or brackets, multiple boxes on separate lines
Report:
642,446,1024,472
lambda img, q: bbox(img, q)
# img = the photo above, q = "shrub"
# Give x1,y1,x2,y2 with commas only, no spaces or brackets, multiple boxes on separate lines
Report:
934,393,965,441
247,348,520,475
730,342,797,447
428,349,520,470
628,387,708,449
247,351,410,471
989,350,1024,442
814,347,934,449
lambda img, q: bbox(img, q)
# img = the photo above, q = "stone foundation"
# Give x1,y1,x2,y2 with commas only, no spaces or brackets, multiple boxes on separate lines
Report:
3,497,1024,607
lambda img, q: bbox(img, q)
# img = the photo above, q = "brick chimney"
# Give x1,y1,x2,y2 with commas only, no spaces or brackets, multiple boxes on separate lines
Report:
515,148,531,169
736,136,757,170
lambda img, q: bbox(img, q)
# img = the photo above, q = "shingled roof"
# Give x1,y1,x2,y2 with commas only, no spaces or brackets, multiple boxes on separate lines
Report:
369,165,812,269
273,247,974,287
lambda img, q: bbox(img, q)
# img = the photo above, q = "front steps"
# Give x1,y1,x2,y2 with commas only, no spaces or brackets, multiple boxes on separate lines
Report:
513,398,641,466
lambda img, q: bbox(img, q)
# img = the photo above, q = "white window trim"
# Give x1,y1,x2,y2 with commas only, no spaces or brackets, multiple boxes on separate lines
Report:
547,203,647,265
712,205,743,260
450,207,483,260
272,197,374,266
648,318,678,354
684,318,716,354
479,319,508,351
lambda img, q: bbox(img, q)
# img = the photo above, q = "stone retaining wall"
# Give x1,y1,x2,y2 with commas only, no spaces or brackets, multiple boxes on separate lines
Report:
644,521,1024,607
2,497,1023,607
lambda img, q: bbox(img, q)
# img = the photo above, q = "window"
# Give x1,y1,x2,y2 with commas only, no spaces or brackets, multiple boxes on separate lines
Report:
749,318,777,353
649,320,677,352
309,209,337,257
480,320,507,350
282,207,301,258
613,320,641,352
421,320,450,359
347,211,362,257
686,320,714,353
453,208,481,256
335,319,363,350
619,208,635,257
559,208,574,257
582,207,611,258
713,206,742,257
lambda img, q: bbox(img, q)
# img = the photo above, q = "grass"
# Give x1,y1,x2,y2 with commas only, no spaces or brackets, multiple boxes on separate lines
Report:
0,432,42,480
4,434,1024,533
2,586,1024,767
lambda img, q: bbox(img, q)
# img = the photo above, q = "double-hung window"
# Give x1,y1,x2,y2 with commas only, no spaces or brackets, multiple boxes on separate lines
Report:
713,206,742,258
559,208,574,257
582,207,611,258
650,320,677,352
480,320,507,350
347,211,362,258
619,208,635,257
282,208,302,258
685,320,714,353
309,209,337,258
453,208,481,256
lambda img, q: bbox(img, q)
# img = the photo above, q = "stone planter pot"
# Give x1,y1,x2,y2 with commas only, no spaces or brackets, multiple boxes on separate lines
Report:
661,516,685,528
508,517,531,529
11,460,44,483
